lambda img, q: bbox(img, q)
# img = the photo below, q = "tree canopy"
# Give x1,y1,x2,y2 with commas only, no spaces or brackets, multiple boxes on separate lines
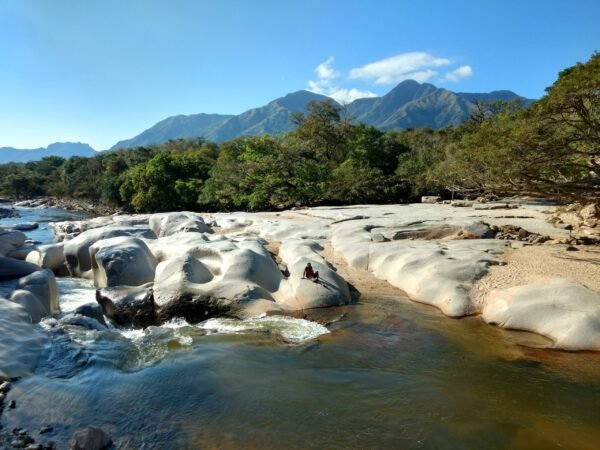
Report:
1,53,598,209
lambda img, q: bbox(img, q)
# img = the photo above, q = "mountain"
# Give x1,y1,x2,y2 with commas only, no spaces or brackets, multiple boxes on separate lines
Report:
111,113,233,150
110,90,331,150
346,80,530,130
111,81,531,150
0,142,97,164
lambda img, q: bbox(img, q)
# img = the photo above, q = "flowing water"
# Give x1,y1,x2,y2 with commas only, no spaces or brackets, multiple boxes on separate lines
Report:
1,206,600,449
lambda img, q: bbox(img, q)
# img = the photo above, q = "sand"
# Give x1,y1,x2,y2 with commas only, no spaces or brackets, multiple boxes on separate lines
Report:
472,245,600,310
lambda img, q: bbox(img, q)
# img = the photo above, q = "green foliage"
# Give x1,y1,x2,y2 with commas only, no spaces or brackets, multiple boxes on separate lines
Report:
0,53,597,208
121,148,215,212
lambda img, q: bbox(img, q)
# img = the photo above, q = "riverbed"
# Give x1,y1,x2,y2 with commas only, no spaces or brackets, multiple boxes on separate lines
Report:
1,206,600,449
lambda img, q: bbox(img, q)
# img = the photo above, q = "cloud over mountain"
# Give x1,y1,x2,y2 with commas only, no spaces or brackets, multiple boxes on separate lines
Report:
349,52,452,84
308,57,377,104
307,52,475,103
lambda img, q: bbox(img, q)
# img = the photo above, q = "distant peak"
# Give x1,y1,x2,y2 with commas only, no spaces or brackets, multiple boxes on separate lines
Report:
397,79,421,86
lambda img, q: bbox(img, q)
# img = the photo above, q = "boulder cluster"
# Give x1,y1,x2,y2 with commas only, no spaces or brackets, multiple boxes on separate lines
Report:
1,211,352,351
547,202,600,245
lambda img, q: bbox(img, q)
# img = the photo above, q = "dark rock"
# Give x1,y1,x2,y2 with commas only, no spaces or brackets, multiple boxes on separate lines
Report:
13,223,39,231
73,303,106,326
156,293,231,325
371,233,388,242
68,426,112,450
39,426,53,434
96,285,156,328
421,196,440,204
462,222,496,239
8,400,16,409
278,264,289,277
0,256,40,281
0,207,19,219
58,314,106,331
566,245,579,251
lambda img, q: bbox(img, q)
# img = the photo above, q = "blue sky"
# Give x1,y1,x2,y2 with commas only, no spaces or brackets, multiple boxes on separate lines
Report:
0,0,598,150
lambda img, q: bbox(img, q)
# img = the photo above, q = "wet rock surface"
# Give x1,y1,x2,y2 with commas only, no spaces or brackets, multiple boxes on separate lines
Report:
96,285,155,328
68,427,112,450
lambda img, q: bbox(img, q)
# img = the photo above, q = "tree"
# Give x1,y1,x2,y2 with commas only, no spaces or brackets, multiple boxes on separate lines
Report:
292,100,353,164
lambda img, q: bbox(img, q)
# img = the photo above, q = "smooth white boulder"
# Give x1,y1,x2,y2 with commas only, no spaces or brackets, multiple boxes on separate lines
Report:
90,236,157,288
152,238,301,322
9,290,47,323
0,228,27,256
0,255,40,280
278,239,350,310
330,218,507,317
64,226,155,278
483,279,600,351
26,243,66,271
150,212,211,237
148,232,213,262
11,269,59,319
0,298,46,378
153,255,230,322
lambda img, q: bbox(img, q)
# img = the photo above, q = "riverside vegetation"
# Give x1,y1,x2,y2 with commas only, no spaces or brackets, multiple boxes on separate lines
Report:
0,53,598,210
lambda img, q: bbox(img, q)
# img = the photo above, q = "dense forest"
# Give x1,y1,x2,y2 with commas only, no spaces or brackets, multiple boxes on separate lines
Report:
1,53,598,212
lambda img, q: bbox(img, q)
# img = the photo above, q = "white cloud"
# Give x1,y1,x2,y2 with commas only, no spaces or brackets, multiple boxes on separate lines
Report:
306,52,473,104
307,79,377,104
327,87,378,104
315,57,339,80
443,65,473,82
307,58,377,103
349,52,451,85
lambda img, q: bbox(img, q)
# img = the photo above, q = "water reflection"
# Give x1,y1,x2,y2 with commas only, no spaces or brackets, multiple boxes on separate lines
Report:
2,206,600,449
3,296,600,450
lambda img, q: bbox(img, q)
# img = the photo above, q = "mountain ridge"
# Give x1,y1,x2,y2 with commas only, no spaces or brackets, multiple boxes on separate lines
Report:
0,142,98,164
111,80,531,150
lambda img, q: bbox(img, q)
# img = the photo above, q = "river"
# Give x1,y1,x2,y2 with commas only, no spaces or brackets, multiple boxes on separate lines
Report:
1,205,600,449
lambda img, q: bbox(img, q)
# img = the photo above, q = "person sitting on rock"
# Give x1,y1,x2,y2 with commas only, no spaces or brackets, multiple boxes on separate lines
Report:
302,262,319,282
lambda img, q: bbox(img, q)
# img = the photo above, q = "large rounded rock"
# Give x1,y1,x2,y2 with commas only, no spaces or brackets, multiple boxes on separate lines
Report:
278,239,351,310
10,269,59,319
150,212,211,237
64,226,156,278
0,228,27,256
483,278,600,351
9,290,47,323
0,256,40,280
153,255,228,322
26,243,66,272
96,285,155,328
90,236,157,288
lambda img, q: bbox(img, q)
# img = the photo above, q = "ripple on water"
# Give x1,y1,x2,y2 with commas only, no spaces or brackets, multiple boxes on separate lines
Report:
198,315,330,342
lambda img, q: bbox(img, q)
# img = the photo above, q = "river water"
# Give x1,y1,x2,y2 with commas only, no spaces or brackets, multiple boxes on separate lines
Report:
1,206,600,449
